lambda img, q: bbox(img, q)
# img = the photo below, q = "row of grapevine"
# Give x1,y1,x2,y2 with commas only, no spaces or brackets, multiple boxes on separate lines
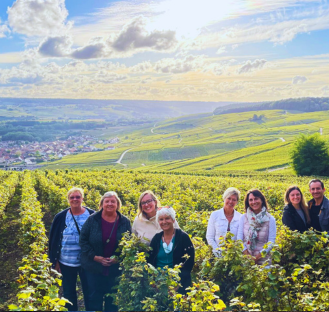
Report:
9,172,68,311
0,172,19,220
3,169,329,311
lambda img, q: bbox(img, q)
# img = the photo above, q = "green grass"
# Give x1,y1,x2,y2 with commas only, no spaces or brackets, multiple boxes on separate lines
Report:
43,109,329,172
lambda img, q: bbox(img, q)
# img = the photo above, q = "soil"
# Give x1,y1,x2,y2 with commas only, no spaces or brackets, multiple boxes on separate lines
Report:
0,188,25,310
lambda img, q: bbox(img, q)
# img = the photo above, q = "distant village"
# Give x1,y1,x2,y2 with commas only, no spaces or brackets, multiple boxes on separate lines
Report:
0,135,119,170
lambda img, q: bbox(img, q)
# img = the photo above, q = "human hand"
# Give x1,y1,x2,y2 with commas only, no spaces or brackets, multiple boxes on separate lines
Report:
54,261,61,273
243,249,250,256
94,256,113,266
254,253,262,264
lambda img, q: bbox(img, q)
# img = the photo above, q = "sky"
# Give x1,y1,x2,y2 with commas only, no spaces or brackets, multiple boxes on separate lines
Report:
0,0,329,102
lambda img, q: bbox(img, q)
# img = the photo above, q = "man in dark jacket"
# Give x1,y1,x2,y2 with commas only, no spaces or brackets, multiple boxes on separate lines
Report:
308,179,329,232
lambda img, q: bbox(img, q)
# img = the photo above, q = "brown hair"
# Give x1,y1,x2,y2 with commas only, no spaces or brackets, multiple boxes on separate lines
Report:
309,179,325,189
244,189,269,212
137,190,161,217
285,185,310,223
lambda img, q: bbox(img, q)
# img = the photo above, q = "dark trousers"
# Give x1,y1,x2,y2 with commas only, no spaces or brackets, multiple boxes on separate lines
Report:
86,270,119,312
59,262,89,311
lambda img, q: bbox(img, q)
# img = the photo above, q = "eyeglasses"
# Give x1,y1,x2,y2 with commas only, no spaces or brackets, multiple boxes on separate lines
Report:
141,199,154,206
69,196,81,200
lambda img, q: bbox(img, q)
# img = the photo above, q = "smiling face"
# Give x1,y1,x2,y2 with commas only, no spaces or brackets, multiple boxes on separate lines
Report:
224,194,238,212
158,214,175,231
309,181,325,201
248,193,263,213
288,189,301,207
68,191,83,210
102,196,118,214
140,193,156,218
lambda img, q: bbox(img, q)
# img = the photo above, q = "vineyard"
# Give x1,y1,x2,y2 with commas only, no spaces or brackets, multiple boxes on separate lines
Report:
44,109,329,173
1,169,329,311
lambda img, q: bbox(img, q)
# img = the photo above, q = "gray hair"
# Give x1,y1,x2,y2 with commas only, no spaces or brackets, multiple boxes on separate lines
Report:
156,206,176,223
99,191,122,210
223,187,240,201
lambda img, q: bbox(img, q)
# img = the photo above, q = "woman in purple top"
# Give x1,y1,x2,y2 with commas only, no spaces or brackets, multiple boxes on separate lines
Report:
80,191,131,311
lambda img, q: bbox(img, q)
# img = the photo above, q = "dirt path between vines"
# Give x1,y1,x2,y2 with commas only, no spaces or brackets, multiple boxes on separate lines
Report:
0,189,24,310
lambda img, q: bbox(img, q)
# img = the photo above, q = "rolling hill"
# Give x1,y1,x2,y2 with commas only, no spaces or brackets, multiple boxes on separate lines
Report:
43,109,329,173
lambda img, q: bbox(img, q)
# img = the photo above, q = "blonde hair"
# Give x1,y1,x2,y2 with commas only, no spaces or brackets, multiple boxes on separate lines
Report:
137,190,161,217
99,191,122,211
223,187,240,201
67,187,84,203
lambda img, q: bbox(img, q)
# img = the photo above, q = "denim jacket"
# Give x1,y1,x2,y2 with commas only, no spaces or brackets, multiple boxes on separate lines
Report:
319,196,329,232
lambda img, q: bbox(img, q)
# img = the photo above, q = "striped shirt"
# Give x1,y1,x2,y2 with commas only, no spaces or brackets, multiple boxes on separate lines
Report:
59,209,89,267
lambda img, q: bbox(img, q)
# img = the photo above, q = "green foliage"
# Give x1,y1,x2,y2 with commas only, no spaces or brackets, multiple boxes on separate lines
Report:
10,172,68,311
291,133,329,176
114,233,180,311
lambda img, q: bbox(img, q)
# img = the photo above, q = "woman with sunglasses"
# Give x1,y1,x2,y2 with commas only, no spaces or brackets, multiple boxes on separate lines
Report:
132,190,179,245
49,187,95,311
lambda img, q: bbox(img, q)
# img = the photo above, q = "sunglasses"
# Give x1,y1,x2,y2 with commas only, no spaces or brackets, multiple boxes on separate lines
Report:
69,196,81,200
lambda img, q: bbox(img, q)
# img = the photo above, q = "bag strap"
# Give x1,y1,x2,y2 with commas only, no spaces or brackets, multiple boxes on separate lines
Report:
69,208,81,235
106,215,119,245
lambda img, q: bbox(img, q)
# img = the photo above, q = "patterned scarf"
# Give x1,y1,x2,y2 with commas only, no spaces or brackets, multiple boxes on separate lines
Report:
246,207,270,251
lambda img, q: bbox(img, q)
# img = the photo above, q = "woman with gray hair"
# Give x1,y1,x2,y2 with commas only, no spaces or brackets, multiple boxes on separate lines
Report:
80,191,131,311
206,187,242,255
148,206,194,294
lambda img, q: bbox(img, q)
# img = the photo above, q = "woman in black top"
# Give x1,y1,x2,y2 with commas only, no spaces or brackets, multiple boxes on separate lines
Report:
282,186,310,233
148,206,194,294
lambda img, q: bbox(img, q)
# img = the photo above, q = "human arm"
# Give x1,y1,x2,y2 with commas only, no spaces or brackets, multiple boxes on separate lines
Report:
49,212,63,268
132,218,138,235
237,215,248,252
206,212,219,252
282,209,296,231
260,216,276,254
181,233,195,273
79,217,97,261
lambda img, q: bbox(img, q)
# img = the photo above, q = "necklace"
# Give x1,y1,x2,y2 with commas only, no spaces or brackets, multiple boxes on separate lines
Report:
162,230,175,253
224,210,234,218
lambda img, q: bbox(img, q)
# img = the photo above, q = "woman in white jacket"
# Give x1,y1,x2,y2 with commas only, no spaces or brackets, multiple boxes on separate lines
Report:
132,190,179,245
206,187,242,256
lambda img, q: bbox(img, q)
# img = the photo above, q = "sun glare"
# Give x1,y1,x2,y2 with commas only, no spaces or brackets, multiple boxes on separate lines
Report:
148,0,241,39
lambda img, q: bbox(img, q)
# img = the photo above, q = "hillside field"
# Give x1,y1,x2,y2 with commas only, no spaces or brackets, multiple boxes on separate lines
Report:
44,109,329,173
1,169,329,311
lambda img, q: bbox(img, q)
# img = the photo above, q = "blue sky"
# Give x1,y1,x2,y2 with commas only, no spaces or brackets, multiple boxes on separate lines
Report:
0,0,329,101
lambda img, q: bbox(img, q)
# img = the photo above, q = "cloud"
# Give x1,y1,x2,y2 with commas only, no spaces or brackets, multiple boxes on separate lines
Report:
155,55,205,74
111,16,177,52
7,0,70,37
92,70,127,84
38,35,72,57
237,59,268,74
0,19,10,38
216,46,226,55
292,75,308,84
70,43,109,59
130,61,153,73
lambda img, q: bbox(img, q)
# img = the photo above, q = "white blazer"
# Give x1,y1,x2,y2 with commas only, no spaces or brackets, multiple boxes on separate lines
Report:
206,208,242,255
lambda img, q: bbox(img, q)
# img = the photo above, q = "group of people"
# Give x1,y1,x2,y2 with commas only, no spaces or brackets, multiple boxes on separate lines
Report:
49,178,328,311
206,179,328,262
49,189,193,311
